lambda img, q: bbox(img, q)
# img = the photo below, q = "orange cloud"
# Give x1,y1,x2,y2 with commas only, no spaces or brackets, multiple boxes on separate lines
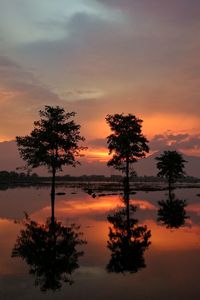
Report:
141,113,199,138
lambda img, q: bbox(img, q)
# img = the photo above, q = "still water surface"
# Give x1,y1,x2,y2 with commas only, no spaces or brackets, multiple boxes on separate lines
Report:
0,185,200,299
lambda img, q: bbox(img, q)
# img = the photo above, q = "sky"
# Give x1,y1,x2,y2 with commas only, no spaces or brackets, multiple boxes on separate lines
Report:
0,0,200,168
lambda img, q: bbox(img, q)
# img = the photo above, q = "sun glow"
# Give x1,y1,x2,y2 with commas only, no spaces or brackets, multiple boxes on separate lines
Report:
82,148,109,162
143,113,200,138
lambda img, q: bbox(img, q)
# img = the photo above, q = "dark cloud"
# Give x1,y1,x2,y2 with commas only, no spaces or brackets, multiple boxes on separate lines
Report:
0,56,20,68
150,132,200,152
0,55,60,104
0,55,63,138
12,6,200,120
98,0,200,25
0,3,199,143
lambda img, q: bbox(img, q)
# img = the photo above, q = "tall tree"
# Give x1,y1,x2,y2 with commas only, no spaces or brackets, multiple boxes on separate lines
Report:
106,114,149,232
16,106,85,223
155,150,187,194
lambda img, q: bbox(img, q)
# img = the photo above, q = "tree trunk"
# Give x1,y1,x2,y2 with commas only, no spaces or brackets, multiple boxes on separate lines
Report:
125,158,130,238
168,176,172,199
51,166,56,225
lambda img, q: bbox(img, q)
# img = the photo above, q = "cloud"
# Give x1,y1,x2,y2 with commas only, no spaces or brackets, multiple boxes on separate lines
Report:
62,89,105,101
0,0,120,45
0,55,60,103
0,55,62,139
0,55,109,140
150,132,200,154
9,2,199,120
86,138,107,148
97,0,200,25
0,1,199,144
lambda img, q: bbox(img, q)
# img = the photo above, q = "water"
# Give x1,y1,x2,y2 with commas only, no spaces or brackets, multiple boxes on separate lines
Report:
0,185,200,299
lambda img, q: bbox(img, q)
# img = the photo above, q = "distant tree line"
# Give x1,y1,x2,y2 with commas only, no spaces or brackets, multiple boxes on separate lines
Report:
0,170,39,183
0,171,199,185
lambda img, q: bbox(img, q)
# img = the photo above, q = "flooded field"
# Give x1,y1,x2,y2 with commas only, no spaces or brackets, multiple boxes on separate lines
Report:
0,184,200,299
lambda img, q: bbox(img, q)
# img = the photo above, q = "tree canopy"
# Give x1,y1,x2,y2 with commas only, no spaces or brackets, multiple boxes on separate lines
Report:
155,150,187,190
106,114,149,171
16,105,85,172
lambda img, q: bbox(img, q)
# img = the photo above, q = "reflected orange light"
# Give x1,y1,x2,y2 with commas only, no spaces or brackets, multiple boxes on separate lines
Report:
30,195,120,219
187,203,200,215
31,196,159,224
56,197,121,215
0,218,22,275
146,219,200,251
131,200,157,210
56,202,116,214
24,191,200,253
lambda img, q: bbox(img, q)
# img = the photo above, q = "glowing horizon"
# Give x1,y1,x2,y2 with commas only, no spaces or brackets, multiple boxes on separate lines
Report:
0,0,199,172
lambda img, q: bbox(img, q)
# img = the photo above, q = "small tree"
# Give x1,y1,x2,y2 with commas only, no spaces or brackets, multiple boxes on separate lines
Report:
16,106,85,223
106,114,149,231
155,150,187,193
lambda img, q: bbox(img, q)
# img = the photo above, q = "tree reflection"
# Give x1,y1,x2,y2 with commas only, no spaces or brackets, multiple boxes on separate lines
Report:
157,193,188,229
107,205,151,273
12,215,86,292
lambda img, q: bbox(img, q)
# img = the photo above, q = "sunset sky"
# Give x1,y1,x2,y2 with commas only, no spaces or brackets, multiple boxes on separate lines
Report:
0,0,200,163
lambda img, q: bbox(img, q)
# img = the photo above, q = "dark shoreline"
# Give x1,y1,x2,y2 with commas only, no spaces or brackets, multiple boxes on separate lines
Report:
0,180,200,192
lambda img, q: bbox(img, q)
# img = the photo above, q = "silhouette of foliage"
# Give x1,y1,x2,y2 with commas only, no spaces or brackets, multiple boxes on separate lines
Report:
155,150,187,191
106,114,149,231
106,114,149,171
157,193,189,229
16,106,85,223
12,216,86,292
107,206,151,273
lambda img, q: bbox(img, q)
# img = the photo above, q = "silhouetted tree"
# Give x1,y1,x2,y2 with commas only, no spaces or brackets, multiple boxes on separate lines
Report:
107,206,151,273
155,150,187,194
12,216,86,291
16,106,85,223
106,114,149,231
157,193,188,229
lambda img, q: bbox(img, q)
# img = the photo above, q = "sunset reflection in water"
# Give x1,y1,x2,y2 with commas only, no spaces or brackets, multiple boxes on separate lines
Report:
0,186,199,299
